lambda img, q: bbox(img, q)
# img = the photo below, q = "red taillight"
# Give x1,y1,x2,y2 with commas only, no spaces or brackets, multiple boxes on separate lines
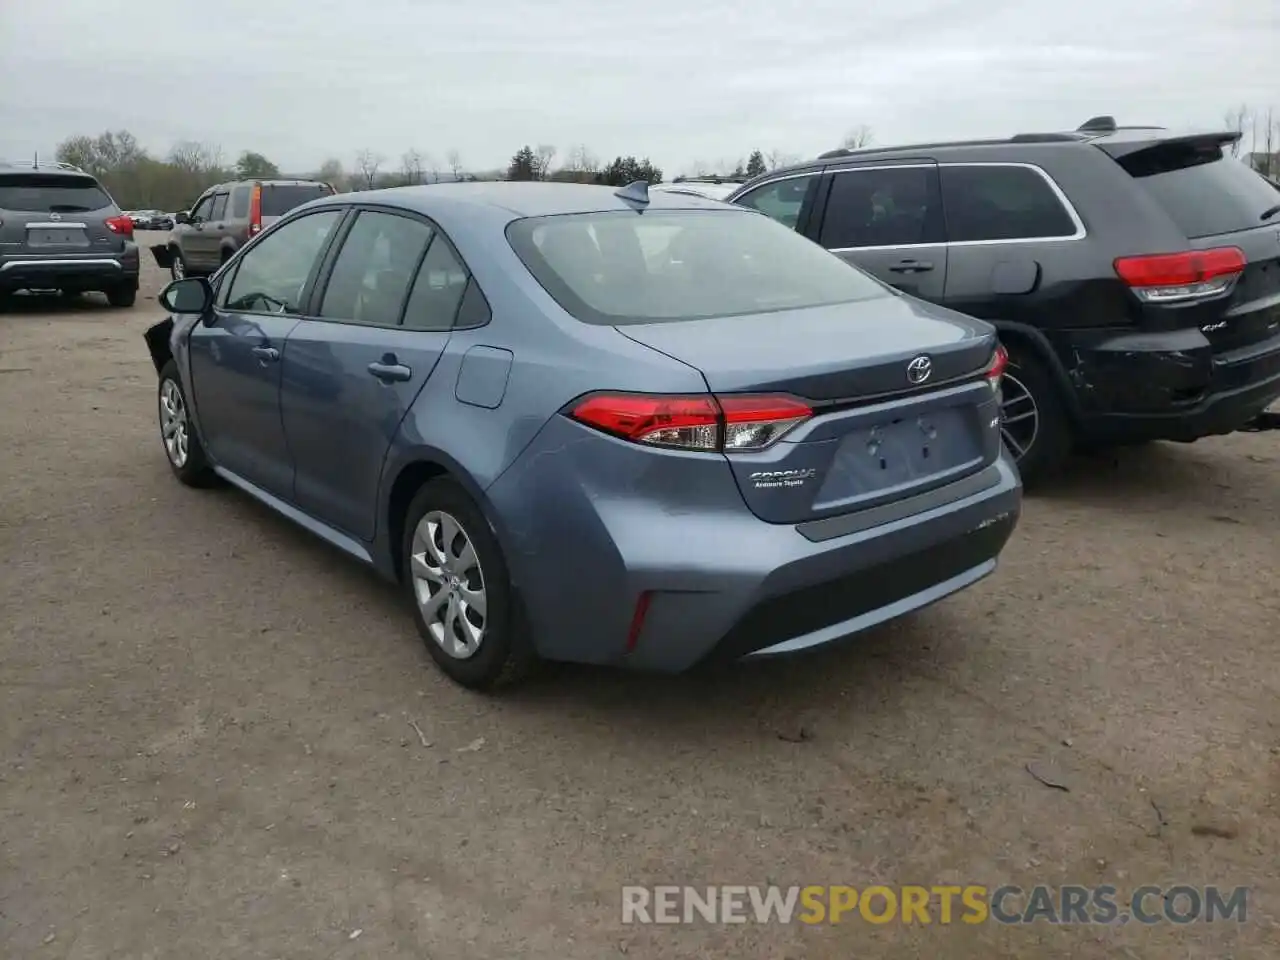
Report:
1113,247,1245,303
569,392,812,452
248,184,262,235
985,344,1008,391
105,215,133,237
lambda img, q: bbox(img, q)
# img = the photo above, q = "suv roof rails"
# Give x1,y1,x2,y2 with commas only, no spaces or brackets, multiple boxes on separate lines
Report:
1,157,86,173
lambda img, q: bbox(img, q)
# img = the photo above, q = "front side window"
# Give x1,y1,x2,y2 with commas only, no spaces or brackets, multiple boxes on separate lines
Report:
941,165,1078,242
507,208,890,326
819,166,942,249
222,210,342,315
319,211,434,325
189,194,215,222
733,175,819,230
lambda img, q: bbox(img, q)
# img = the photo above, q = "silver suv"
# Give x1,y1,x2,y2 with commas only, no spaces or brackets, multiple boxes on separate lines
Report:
0,160,140,307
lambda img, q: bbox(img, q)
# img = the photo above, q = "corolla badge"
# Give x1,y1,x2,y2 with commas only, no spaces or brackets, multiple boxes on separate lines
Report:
906,355,932,385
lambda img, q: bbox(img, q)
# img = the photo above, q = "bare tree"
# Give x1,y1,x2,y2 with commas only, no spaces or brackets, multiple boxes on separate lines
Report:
446,149,464,180
316,158,345,190
534,144,557,180
564,144,598,173
841,125,874,150
765,149,800,171
1262,107,1277,178
400,149,425,185
355,149,384,190
168,140,223,176
1223,105,1250,158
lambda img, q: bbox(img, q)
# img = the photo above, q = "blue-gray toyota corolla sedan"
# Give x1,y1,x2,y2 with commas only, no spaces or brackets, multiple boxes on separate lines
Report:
144,181,1021,689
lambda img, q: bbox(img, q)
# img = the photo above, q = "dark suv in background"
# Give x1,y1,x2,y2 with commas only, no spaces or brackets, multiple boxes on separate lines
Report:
728,117,1280,482
0,159,140,307
151,178,335,280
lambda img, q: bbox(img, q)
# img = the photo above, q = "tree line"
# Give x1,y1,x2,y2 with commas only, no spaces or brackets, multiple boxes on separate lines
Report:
49,129,863,212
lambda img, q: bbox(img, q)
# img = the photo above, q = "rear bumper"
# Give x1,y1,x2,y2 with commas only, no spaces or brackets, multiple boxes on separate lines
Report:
1060,326,1280,442
487,416,1022,673
0,244,139,291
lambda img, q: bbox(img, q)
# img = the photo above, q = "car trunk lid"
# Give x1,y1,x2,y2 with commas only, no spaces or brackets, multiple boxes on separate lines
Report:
1107,134,1280,354
617,297,1005,523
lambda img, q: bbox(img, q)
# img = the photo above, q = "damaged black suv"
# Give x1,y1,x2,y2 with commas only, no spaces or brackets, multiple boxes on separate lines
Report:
727,117,1280,483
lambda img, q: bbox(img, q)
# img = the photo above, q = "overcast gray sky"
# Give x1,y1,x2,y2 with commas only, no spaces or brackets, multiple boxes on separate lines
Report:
1,0,1277,175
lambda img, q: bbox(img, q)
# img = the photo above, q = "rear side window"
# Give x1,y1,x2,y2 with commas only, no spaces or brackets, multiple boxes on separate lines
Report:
402,236,471,331
819,166,943,249
941,165,1079,242
507,208,889,326
260,183,334,217
1118,143,1280,238
230,185,251,219
319,210,434,326
0,174,112,213
210,193,228,220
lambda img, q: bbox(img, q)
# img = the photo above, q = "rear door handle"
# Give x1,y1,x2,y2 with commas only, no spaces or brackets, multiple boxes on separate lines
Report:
888,259,934,273
368,359,412,382
251,345,280,362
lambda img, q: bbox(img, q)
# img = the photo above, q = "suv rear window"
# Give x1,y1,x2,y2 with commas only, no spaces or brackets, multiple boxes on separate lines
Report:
1117,142,1280,238
507,209,889,325
0,173,112,213
260,183,334,217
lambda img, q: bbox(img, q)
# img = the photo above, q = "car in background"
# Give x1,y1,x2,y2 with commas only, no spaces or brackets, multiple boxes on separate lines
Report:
150,178,335,280
0,159,139,306
727,117,1280,483
143,181,1020,689
650,177,746,202
129,209,174,231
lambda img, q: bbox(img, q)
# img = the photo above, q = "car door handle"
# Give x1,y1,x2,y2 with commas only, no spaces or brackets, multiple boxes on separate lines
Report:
888,259,934,273
368,360,412,382
251,345,280,362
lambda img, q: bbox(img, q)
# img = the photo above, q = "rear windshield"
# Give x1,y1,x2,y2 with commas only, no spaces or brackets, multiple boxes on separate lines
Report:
0,173,112,213
1118,142,1280,238
506,209,889,325
260,183,334,217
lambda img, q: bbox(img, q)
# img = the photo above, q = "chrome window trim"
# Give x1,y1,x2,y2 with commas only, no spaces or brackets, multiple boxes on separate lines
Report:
818,161,1087,252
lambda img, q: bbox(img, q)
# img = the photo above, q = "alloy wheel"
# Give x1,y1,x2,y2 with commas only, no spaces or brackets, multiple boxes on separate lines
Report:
999,372,1039,463
410,510,487,659
159,378,189,468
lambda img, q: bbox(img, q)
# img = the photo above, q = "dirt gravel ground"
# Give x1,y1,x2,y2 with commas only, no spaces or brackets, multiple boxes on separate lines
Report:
2,238,1278,959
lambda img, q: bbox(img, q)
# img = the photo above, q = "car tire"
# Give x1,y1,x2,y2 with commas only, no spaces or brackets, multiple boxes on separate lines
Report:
170,246,188,281
157,360,216,487
106,282,137,308
999,345,1071,487
401,479,535,690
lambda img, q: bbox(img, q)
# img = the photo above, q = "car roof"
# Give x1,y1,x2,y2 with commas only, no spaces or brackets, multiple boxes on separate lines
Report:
332,181,733,220
736,119,1239,189
0,160,97,178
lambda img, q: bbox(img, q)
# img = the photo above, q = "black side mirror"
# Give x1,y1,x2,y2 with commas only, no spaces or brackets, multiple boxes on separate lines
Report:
159,277,213,315
175,211,192,225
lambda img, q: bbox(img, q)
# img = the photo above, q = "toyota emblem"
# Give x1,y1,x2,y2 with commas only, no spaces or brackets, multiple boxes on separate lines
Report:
906,355,932,385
